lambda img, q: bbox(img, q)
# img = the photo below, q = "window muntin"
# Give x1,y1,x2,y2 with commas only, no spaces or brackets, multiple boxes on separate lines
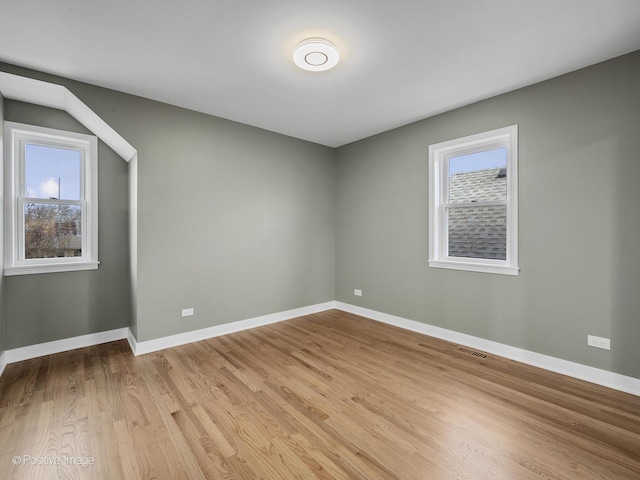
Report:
429,126,518,275
4,122,98,275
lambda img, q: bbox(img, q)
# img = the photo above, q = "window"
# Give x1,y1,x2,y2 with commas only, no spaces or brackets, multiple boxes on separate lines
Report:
4,122,98,275
429,125,518,275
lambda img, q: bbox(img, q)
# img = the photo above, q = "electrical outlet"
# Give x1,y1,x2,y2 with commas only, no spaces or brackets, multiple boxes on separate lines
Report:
181,308,194,317
354,289,362,297
587,335,610,350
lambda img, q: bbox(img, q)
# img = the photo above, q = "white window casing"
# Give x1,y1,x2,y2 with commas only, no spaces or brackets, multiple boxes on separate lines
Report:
428,125,519,275
4,121,99,275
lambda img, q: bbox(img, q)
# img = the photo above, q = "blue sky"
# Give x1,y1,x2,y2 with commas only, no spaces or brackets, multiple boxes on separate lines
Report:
449,147,506,175
25,144,81,200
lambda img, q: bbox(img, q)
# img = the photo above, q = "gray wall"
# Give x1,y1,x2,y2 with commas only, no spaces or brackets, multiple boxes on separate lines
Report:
0,63,336,346
125,99,335,341
335,51,640,379
2,101,131,348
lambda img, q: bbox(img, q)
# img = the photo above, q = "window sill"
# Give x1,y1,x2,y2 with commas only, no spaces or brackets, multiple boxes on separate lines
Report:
4,261,100,276
428,259,519,276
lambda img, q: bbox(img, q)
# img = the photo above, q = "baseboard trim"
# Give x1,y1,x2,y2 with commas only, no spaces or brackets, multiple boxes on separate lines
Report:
128,301,337,356
4,301,637,398
335,302,640,397
0,302,337,373
1,327,129,366
0,351,6,378
127,328,138,356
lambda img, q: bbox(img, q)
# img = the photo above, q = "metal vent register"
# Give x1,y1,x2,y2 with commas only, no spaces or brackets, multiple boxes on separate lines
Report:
457,347,488,359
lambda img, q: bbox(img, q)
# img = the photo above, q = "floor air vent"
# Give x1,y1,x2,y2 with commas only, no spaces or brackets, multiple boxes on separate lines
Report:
457,347,488,359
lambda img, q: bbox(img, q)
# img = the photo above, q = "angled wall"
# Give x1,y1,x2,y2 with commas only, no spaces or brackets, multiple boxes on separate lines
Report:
2,101,131,348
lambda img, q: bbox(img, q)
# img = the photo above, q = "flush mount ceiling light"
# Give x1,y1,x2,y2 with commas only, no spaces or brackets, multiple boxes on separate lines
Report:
293,38,339,72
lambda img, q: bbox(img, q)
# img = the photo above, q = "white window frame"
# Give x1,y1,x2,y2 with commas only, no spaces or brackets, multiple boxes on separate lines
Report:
428,125,518,275
4,121,98,275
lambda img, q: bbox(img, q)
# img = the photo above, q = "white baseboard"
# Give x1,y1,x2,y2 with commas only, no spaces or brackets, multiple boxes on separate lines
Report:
127,328,138,356
0,351,6,378
1,327,129,366
128,301,337,356
3,301,637,398
336,302,640,397
0,302,336,374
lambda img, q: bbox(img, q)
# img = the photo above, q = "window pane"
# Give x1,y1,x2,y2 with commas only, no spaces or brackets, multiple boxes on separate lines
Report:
24,203,82,259
448,148,507,203
25,144,81,200
448,205,506,260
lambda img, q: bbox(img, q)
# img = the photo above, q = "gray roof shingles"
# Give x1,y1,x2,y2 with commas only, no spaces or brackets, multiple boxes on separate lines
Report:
448,167,507,260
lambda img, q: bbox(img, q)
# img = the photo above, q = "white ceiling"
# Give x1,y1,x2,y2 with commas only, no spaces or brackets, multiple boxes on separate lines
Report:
1,1,640,147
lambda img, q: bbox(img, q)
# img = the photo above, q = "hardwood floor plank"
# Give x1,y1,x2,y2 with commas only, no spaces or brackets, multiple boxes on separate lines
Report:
170,408,240,479
136,357,205,480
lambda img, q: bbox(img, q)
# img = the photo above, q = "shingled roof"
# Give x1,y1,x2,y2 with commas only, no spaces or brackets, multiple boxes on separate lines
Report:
448,167,507,260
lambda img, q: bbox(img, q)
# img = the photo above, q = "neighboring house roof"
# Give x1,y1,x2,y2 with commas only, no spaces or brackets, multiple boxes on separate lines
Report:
53,235,82,251
448,167,507,260
67,235,83,250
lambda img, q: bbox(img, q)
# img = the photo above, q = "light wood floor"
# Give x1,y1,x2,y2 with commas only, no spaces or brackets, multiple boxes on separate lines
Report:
1,310,639,479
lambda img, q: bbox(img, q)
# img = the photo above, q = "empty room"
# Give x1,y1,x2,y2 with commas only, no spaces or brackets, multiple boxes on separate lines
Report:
0,1,639,478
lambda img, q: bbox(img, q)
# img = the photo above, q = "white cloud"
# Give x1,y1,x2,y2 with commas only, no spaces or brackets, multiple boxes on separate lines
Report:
40,177,60,198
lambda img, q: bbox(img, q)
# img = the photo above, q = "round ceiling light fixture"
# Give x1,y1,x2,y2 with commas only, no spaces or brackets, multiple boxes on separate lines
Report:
293,38,339,72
